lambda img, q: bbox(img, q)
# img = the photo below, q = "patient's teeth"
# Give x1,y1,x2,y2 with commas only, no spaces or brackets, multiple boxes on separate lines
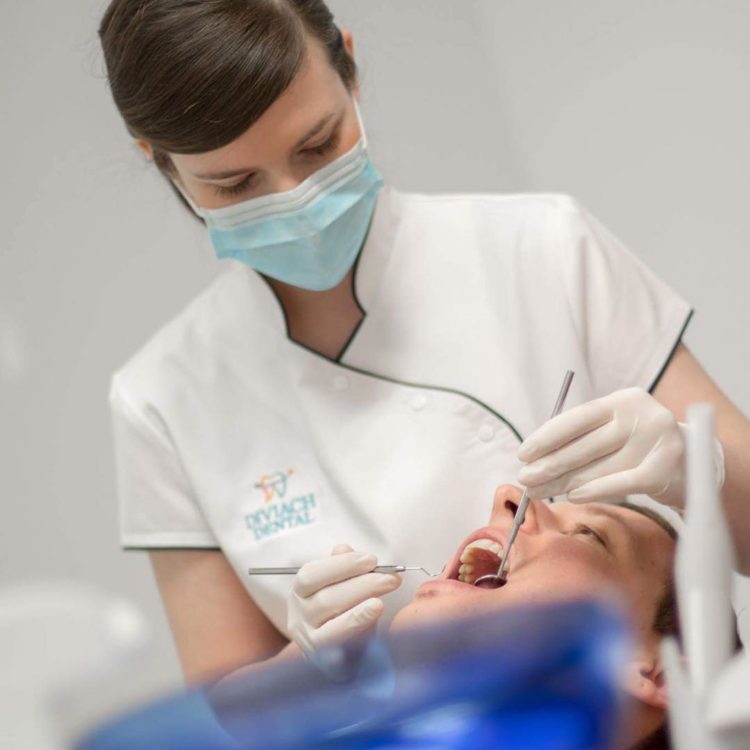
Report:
457,538,504,583
458,563,474,583
466,538,503,555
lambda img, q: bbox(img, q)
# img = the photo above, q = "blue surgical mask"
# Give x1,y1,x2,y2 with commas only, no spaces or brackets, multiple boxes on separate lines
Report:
183,104,384,291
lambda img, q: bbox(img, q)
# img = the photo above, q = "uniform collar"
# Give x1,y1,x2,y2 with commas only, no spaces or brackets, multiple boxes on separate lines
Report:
236,185,401,338
351,185,400,312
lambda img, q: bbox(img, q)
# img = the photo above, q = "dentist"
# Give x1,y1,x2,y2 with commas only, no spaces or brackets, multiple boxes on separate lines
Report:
99,0,750,683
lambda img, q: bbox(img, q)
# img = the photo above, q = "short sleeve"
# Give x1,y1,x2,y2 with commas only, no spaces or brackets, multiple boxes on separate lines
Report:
109,377,219,550
558,198,693,396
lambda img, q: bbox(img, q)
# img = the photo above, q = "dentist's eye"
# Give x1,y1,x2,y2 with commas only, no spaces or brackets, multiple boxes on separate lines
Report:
301,128,342,158
213,174,256,197
574,524,608,548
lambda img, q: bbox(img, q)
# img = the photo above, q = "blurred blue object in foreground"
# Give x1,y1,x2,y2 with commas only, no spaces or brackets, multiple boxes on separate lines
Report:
77,599,629,750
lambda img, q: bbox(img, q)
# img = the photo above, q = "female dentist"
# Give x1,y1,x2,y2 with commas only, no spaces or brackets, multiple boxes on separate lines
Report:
99,0,750,683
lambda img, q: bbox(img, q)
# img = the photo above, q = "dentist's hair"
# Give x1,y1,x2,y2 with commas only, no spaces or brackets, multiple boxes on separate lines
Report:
98,0,356,176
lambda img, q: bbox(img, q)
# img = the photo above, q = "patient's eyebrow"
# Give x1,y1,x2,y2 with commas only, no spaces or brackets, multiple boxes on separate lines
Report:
581,505,630,527
578,505,633,556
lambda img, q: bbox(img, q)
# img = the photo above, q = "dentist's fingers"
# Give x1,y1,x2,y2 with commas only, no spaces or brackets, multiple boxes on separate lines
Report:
528,437,680,501
294,551,378,598
309,597,385,651
524,446,644,499
518,399,611,463
521,387,695,507
567,445,681,503
565,468,648,503
518,420,627,488
302,571,401,628
288,546,401,672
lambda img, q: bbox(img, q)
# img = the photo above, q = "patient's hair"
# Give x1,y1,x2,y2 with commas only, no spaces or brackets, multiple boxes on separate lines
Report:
619,501,740,750
632,724,670,750
619,502,680,642
619,502,678,750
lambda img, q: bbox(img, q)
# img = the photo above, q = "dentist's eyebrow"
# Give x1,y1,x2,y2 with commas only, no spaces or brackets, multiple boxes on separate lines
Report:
292,111,341,149
192,112,341,181
193,166,257,181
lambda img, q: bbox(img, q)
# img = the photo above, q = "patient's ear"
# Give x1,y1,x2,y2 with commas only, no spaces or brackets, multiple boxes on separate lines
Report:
624,656,669,710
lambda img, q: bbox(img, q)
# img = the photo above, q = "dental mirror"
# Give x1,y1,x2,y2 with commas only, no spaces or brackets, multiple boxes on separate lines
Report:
473,370,575,588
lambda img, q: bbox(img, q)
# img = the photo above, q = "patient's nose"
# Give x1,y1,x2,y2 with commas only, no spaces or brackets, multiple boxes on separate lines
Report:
489,485,544,534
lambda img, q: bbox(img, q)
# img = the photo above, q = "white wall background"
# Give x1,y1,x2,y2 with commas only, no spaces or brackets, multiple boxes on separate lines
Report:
2,0,749,702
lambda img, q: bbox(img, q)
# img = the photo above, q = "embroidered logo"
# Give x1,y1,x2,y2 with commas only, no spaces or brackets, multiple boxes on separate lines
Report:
246,469,319,541
254,469,294,502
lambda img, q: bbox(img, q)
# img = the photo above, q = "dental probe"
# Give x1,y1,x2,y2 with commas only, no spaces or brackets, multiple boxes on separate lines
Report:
248,566,437,576
474,369,576,588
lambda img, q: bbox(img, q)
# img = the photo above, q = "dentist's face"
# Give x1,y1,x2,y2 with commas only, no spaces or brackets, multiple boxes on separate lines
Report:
165,36,361,210
392,485,675,640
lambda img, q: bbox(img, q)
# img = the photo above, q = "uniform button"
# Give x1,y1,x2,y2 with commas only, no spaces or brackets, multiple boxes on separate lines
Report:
478,425,495,442
410,394,428,411
332,374,349,391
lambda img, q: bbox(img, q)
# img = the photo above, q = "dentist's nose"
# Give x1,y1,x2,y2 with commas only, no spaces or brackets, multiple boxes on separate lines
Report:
269,173,302,193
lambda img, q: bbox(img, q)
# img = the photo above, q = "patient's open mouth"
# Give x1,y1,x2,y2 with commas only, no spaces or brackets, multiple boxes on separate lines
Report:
454,538,506,585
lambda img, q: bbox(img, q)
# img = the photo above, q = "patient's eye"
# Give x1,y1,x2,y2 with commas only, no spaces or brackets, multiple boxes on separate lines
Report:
573,524,608,548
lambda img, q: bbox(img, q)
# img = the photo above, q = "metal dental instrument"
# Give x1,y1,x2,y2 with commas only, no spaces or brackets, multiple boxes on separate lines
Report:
474,369,576,588
248,565,438,576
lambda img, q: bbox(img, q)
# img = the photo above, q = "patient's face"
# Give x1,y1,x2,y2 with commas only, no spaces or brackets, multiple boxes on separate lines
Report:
392,485,675,639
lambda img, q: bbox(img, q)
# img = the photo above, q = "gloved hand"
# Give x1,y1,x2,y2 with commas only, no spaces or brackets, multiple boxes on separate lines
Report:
517,387,725,508
287,544,401,677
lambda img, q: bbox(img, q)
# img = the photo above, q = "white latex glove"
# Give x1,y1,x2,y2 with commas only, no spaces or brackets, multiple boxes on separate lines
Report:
517,387,725,507
287,544,401,671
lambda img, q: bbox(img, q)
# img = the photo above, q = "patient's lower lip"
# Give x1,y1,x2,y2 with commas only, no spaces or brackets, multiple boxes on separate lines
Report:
418,578,476,593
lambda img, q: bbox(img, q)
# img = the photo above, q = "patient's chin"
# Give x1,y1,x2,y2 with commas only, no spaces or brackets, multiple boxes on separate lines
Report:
389,580,628,636
389,594,503,632
389,600,443,632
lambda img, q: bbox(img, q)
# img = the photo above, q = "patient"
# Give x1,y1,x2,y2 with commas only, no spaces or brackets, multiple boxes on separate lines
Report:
391,485,679,750
234,485,680,749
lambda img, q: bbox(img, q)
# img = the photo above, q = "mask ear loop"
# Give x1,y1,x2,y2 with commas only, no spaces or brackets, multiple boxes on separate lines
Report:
352,98,369,151
171,178,205,219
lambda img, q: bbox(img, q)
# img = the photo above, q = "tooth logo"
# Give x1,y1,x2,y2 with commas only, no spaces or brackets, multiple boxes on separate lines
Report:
254,469,294,503
246,469,319,542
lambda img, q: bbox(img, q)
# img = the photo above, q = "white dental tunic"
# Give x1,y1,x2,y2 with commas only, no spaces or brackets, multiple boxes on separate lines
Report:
110,189,692,635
